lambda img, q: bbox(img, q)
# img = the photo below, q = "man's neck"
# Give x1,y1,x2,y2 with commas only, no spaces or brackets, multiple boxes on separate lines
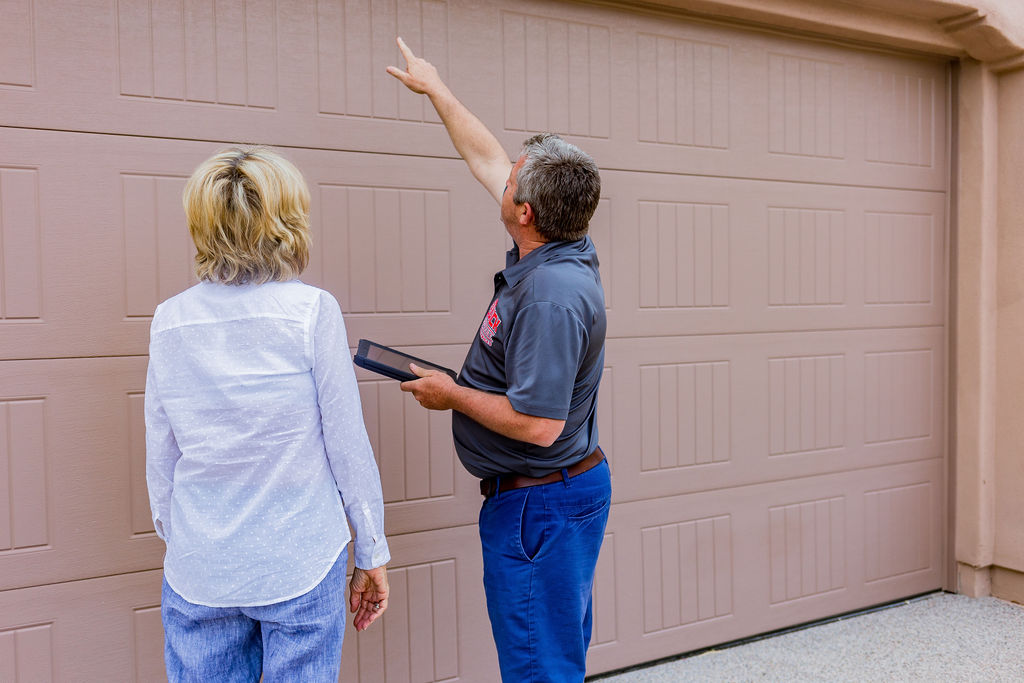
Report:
514,227,548,260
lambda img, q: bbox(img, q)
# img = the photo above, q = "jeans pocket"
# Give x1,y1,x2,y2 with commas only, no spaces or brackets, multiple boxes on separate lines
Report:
567,498,610,529
517,489,546,563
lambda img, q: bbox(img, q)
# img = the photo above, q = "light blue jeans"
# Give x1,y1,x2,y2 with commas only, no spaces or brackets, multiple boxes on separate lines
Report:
161,548,348,683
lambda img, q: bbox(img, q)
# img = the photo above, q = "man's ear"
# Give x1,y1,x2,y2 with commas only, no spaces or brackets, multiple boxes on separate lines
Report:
520,202,534,226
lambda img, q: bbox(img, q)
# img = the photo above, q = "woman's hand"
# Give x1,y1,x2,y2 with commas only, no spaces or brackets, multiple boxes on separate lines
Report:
349,565,389,632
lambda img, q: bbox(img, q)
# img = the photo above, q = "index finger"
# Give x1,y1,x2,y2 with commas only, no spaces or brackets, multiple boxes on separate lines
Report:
396,36,416,62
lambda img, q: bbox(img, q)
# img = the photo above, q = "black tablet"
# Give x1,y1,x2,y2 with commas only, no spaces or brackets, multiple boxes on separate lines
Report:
353,339,459,382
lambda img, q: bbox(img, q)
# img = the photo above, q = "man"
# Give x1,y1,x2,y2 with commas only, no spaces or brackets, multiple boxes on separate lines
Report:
388,37,610,682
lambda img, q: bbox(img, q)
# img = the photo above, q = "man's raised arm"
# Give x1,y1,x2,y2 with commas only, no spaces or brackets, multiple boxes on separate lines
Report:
387,37,511,203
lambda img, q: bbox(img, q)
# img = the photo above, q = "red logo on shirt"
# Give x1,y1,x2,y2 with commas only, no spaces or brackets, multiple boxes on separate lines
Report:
480,299,501,346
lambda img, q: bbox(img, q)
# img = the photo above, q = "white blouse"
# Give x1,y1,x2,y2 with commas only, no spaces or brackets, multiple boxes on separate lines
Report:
145,280,390,607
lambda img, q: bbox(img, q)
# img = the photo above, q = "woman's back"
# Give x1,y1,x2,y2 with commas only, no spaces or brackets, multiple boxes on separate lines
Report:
148,280,357,607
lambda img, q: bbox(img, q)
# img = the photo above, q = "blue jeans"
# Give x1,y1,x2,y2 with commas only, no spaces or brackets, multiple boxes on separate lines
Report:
161,548,348,683
479,458,612,682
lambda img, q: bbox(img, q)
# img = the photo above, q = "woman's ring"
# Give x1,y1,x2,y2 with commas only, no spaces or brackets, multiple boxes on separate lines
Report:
373,602,381,611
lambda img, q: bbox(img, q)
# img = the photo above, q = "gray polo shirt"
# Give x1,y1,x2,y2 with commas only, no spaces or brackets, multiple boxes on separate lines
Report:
453,236,606,478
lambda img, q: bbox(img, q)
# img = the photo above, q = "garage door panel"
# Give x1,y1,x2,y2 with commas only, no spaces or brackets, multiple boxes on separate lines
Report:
480,1,947,191
0,530,498,683
0,568,164,683
0,0,556,164
602,170,946,339
0,129,207,359
0,0,466,158
858,51,947,173
756,327,946,481
601,171,741,338
340,524,499,683
0,0,34,90
0,128,500,359
762,459,946,623
604,326,945,504
767,495,848,607
0,357,165,591
0,349,483,588
494,4,613,141
0,166,43,321
746,34,946,191
603,336,758,504
3,1,947,193
588,531,621,655
586,458,944,674
621,14,948,190
587,485,751,673
296,153,502,348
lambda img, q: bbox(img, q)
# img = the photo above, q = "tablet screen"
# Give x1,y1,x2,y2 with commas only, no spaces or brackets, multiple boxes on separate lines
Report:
364,343,424,372
355,340,458,380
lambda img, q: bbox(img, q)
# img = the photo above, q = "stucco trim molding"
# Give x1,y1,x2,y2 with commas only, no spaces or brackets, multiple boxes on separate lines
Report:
940,10,1024,72
610,0,1024,69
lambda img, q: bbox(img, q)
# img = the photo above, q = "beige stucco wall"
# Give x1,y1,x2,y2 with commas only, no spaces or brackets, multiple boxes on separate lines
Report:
631,0,1024,603
992,65,1024,603
949,12,1024,604
954,58,999,597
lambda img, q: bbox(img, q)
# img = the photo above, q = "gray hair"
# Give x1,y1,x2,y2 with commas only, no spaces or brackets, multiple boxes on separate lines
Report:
512,133,601,242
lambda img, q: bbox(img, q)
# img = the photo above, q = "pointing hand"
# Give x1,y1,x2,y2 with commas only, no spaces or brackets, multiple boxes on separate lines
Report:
386,37,446,96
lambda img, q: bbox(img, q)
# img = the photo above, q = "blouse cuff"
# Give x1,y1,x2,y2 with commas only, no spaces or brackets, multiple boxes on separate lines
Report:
354,536,391,570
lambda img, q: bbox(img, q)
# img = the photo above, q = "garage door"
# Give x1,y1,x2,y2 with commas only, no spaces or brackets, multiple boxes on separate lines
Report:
0,0,948,680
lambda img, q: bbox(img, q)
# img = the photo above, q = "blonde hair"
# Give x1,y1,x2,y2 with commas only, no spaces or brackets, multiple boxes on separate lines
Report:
184,147,311,285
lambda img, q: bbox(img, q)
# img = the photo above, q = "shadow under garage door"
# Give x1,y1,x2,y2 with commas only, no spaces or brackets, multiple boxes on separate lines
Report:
0,0,948,680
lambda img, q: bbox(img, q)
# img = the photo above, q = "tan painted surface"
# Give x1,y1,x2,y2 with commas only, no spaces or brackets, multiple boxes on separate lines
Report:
0,0,965,679
952,29,1024,600
0,571,164,681
994,67,1024,577
992,567,1024,605
953,59,999,586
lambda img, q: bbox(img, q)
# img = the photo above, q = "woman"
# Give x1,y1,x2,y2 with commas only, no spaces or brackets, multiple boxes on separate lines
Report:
145,147,389,681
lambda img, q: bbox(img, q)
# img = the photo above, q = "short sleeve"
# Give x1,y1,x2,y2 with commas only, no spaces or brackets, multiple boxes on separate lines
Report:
505,302,587,420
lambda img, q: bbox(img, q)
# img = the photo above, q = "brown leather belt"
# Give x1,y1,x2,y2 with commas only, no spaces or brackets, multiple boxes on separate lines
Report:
479,447,605,497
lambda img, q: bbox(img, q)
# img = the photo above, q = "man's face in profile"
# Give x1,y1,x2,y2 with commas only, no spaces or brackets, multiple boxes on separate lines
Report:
501,156,527,239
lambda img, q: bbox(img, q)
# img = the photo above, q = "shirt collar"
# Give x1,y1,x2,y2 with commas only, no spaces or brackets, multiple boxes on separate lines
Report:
497,238,588,289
